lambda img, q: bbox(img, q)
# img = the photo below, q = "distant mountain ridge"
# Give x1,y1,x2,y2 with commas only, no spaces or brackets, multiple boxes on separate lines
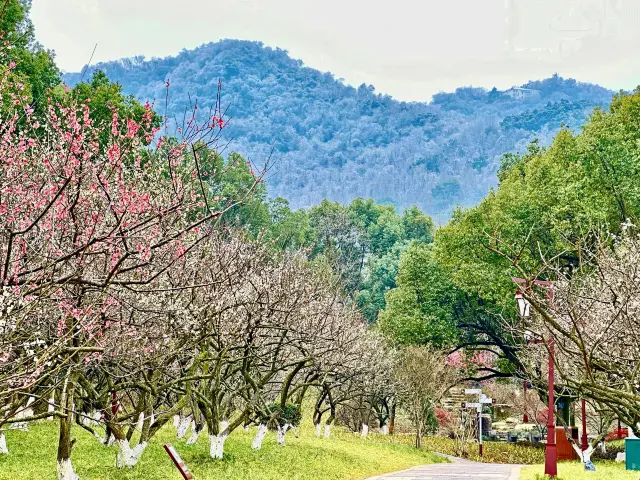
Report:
63,39,614,220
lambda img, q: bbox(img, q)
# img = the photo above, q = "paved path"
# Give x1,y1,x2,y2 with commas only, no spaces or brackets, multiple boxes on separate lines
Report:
367,455,521,480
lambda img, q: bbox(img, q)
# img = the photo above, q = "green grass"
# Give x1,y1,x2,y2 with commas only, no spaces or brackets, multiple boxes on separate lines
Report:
0,422,445,479
521,461,639,480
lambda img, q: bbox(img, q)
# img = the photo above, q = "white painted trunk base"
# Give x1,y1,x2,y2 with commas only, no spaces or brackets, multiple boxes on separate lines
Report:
315,423,322,437
277,426,286,446
292,425,299,438
571,443,594,464
324,424,331,438
252,424,268,450
361,424,369,438
47,397,55,421
116,439,147,468
135,413,144,432
105,434,116,447
173,415,180,428
0,433,8,454
209,434,228,459
57,458,79,480
380,425,389,435
186,426,201,445
176,415,191,439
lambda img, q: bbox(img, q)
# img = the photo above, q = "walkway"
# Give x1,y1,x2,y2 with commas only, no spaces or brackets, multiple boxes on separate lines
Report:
367,454,521,480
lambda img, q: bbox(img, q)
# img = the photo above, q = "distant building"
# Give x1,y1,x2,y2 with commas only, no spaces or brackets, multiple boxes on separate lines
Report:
502,87,541,100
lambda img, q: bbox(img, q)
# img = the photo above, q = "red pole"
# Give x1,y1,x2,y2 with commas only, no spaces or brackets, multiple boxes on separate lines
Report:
523,380,529,423
545,339,557,478
581,399,588,451
111,391,118,416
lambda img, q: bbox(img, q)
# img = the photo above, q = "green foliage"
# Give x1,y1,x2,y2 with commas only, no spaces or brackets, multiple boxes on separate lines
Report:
261,403,303,428
307,199,434,322
70,71,161,147
423,87,640,376
378,243,461,347
0,0,60,115
422,403,439,436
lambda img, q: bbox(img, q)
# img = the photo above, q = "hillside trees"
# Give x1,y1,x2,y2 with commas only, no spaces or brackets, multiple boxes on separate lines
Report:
385,87,640,385
63,40,614,219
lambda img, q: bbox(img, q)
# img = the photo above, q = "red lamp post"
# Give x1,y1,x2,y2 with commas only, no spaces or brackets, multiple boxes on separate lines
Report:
515,281,557,478
581,399,588,451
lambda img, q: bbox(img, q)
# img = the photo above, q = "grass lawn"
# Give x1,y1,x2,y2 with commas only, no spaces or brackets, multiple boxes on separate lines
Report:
0,421,445,479
521,461,639,480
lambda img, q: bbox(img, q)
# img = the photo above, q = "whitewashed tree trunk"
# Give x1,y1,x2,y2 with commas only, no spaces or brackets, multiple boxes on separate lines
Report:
47,396,55,421
252,424,268,450
90,410,100,425
0,432,8,454
57,458,79,480
380,424,389,435
173,415,180,428
361,423,369,438
209,434,228,459
105,434,116,446
92,431,106,444
292,425,299,438
277,426,286,446
116,439,147,468
186,424,202,445
13,421,28,431
324,424,331,438
176,415,191,439
315,423,322,437
135,413,144,433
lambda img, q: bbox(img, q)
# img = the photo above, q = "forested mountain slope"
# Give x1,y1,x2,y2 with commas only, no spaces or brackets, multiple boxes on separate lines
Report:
64,40,613,220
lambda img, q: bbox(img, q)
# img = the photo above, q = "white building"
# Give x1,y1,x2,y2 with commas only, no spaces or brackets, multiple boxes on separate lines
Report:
502,87,541,100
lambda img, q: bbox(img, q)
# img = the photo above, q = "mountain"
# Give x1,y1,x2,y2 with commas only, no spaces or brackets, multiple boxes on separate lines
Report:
63,40,614,221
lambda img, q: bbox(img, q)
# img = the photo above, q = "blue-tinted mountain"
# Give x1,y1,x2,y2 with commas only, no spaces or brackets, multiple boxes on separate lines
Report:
63,40,614,220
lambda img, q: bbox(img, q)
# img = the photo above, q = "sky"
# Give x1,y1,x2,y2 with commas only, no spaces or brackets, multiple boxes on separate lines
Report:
32,0,640,102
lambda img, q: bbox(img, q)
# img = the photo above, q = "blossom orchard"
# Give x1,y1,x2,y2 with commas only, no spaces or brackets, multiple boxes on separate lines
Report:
0,54,257,478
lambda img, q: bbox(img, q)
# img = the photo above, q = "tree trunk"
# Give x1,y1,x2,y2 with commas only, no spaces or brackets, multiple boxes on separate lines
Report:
176,415,191,439
277,425,286,446
47,396,55,421
116,439,147,468
324,423,331,438
252,424,268,450
314,423,322,437
361,423,369,438
0,432,8,454
186,421,203,445
389,403,396,435
57,375,78,480
209,433,228,459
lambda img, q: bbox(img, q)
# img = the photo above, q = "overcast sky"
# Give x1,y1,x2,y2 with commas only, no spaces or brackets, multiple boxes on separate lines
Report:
32,0,640,101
